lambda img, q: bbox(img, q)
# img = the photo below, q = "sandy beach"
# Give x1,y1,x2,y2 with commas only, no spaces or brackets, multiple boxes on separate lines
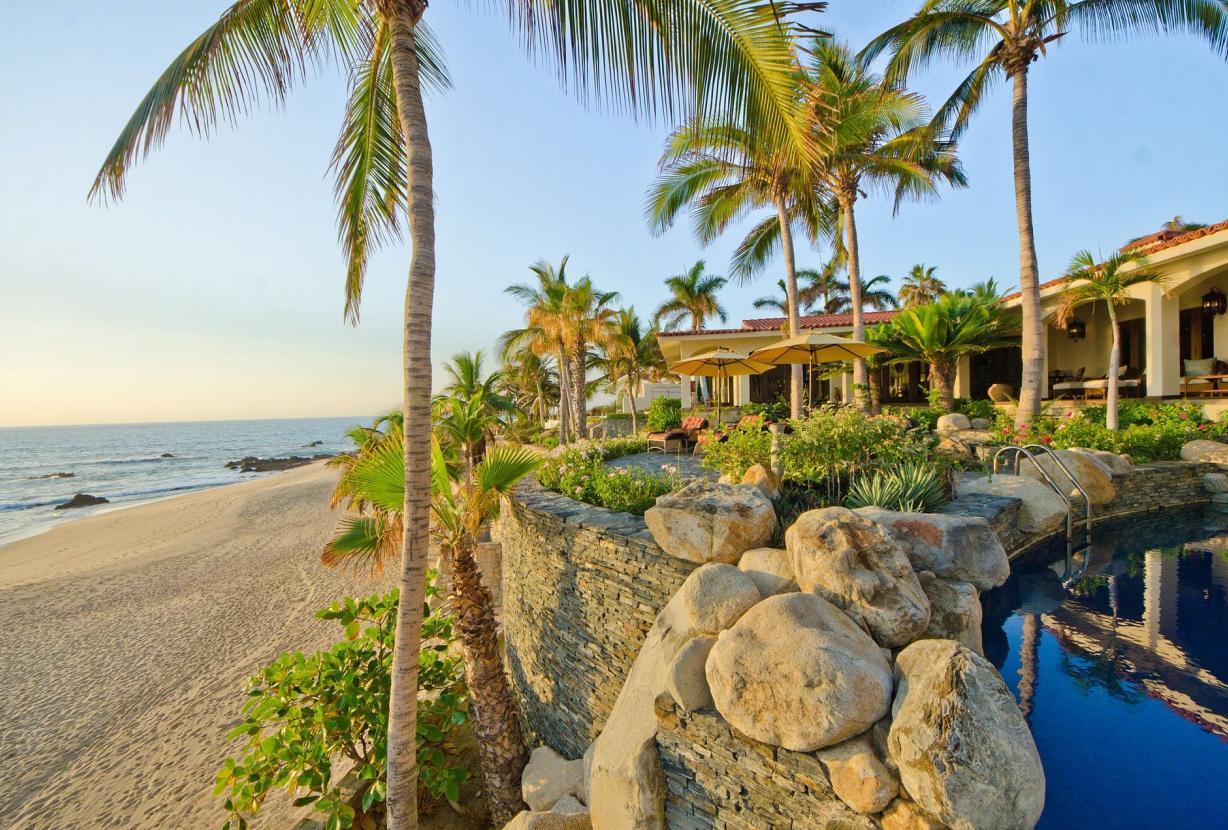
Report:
0,461,390,829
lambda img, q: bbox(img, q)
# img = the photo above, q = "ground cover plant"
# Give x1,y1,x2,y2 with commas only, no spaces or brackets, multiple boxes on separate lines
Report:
536,437,681,515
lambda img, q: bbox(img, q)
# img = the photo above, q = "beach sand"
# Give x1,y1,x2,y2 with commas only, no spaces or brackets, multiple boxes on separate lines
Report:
0,461,392,829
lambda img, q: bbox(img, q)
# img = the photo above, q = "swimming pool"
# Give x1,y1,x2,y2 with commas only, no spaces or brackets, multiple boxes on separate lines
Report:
983,508,1228,829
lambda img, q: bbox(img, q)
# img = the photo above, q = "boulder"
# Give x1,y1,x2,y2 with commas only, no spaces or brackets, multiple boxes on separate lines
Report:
1066,446,1131,476
705,593,893,752
581,745,593,805
741,463,781,499
1019,449,1115,506
664,635,716,712
889,640,1044,830
786,508,930,648
552,795,589,817
224,454,331,473
160,452,175,458
916,572,983,656
523,745,584,811
1182,439,1228,465
880,798,944,830
644,482,775,564
1205,473,1228,494
55,493,109,510
935,413,971,434
737,547,797,597
855,508,1009,591
674,564,761,636
956,474,1066,535
969,417,992,430
816,734,899,815
505,807,590,830
932,436,975,462
987,383,1014,403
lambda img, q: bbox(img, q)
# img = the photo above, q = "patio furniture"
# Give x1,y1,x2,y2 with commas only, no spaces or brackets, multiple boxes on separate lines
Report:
1181,358,1228,397
648,415,708,453
1052,366,1143,400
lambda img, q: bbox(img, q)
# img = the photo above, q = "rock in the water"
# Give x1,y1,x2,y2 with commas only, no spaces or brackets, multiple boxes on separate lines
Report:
224,454,332,473
786,507,930,648
1019,449,1115,506
855,509,1009,591
664,635,716,712
705,592,893,752
956,474,1065,535
880,798,944,830
522,746,584,811
644,481,775,564
916,572,982,656
160,452,175,458
816,734,899,815
55,493,109,510
889,640,1045,830
674,563,761,636
740,463,781,499
1182,439,1228,464
29,472,75,480
737,547,797,597
935,413,972,434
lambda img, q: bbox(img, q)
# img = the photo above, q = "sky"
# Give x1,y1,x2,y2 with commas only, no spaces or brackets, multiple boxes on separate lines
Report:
1,1,1225,427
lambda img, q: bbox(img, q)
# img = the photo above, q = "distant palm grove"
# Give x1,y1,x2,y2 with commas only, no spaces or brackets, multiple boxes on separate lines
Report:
92,0,1228,827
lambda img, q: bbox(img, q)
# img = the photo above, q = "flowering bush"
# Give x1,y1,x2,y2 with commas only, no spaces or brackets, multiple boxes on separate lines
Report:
536,437,677,514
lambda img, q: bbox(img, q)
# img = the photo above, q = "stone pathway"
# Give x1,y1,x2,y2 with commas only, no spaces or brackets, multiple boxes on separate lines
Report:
608,451,713,480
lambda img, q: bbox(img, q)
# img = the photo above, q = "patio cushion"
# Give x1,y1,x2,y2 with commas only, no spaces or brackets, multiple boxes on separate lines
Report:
1184,357,1216,376
681,416,708,431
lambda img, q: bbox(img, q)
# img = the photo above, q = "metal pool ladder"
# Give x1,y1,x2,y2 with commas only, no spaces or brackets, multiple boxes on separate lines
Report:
992,445,1094,582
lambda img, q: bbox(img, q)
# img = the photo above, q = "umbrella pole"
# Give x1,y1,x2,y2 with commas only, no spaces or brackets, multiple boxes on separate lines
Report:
715,368,722,430
807,353,814,415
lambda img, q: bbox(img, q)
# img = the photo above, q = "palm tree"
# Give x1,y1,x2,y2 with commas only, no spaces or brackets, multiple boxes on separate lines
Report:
798,259,851,313
860,274,899,312
809,40,966,410
561,277,619,440
498,348,558,428
752,279,794,315
1053,249,1165,430
888,291,1017,411
654,260,730,332
596,307,660,433
864,0,1228,429
89,2,815,824
898,264,947,307
504,258,575,444
647,122,827,418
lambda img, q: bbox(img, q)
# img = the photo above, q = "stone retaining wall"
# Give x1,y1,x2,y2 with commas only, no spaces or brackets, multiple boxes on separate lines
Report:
500,481,696,758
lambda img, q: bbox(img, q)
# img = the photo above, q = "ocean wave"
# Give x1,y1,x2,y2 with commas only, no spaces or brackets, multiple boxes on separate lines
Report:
0,479,236,513
0,498,65,512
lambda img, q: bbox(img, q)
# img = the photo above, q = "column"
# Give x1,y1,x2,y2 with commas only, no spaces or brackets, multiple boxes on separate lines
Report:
954,355,972,399
735,375,751,407
1142,282,1181,397
840,370,853,404
679,375,692,410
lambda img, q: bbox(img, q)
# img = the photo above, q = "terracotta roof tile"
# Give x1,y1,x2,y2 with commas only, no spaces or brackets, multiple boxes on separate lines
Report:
658,310,897,337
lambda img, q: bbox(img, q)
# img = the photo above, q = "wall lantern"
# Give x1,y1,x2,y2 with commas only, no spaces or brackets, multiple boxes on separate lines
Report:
1066,319,1086,341
1202,288,1227,316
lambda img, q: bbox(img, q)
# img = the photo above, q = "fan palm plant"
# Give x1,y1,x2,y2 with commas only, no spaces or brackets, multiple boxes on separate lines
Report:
647,121,828,418
864,0,1228,428
809,40,966,410
654,260,730,331
888,291,1018,411
898,264,947,307
88,1,815,824
1053,249,1166,430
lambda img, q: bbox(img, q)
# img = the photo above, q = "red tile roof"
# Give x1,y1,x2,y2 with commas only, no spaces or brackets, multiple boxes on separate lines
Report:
658,310,897,337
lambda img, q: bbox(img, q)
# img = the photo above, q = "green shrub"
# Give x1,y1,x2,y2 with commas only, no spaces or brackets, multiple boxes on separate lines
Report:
846,463,949,513
592,465,678,514
741,400,790,422
537,437,672,513
697,423,773,480
908,407,944,432
778,409,932,485
957,399,997,421
769,482,830,546
646,397,682,431
214,575,468,830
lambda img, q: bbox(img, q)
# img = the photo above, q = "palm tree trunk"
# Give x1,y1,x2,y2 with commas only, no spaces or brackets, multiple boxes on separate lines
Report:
572,347,588,439
556,344,570,445
450,539,528,824
1107,303,1121,430
932,360,955,411
841,193,868,412
776,197,804,419
386,5,432,827
627,379,639,433
1011,68,1045,429
868,365,882,415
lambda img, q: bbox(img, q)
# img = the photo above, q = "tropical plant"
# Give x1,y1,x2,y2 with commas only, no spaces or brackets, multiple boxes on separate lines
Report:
798,258,851,313
504,257,576,445
596,307,661,433
752,278,796,315
498,348,558,428
859,274,900,312
646,119,828,418
888,292,1018,411
646,396,683,431
808,40,966,409
653,260,730,331
845,462,948,512
1052,249,1166,430
864,0,1228,429
213,577,468,830
561,277,620,440
897,263,947,307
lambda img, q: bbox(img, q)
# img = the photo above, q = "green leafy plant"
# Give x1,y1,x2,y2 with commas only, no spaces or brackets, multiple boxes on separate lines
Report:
592,464,680,514
646,397,682,431
957,399,997,421
697,423,773,480
845,462,949,513
214,576,467,830
741,400,790,422
536,437,670,513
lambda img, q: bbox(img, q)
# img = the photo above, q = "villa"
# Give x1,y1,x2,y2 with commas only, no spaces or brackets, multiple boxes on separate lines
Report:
647,218,1228,416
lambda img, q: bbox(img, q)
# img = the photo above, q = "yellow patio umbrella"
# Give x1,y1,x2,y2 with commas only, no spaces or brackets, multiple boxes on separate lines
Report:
669,348,772,428
749,332,887,411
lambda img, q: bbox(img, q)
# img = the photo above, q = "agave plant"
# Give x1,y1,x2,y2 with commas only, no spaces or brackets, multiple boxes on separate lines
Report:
845,462,948,513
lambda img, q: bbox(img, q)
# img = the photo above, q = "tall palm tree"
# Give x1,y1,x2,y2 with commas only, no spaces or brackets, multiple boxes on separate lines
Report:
1053,249,1165,430
809,40,966,410
498,348,558,428
654,260,730,331
752,278,794,315
898,263,947,307
596,307,660,433
797,259,851,313
864,0,1228,428
562,277,619,439
89,2,815,825
860,274,899,311
504,258,575,444
647,122,827,418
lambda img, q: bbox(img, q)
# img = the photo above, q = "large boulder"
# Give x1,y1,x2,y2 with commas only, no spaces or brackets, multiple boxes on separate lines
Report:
644,482,775,564
956,474,1066,535
1205,472,1228,493
664,635,716,712
916,572,983,656
889,640,1045,830
55,493,109,510
932,436,976,462
741,463,781,499
1065,446,1131,476
1018,448,1115,506
1182,439,1228,464
786,508,930,648
705,593,893,752
816,734,899,815
737,547,797,597
880,798,944,830
935,413,972,434
523,746,584,811
505,803,591,830
855,509,1009,591
674,563,761,636
969,417,992,430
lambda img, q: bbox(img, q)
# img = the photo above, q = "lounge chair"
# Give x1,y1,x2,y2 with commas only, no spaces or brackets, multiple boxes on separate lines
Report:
648,415,708,453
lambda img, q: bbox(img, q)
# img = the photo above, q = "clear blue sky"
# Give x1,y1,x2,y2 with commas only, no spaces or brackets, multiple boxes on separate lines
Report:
2,1,1225,426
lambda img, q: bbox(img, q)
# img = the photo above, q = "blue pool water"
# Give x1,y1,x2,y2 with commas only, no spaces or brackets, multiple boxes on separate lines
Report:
983,510,1228,829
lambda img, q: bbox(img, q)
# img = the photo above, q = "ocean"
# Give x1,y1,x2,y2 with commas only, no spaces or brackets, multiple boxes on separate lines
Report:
0,416,369,546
